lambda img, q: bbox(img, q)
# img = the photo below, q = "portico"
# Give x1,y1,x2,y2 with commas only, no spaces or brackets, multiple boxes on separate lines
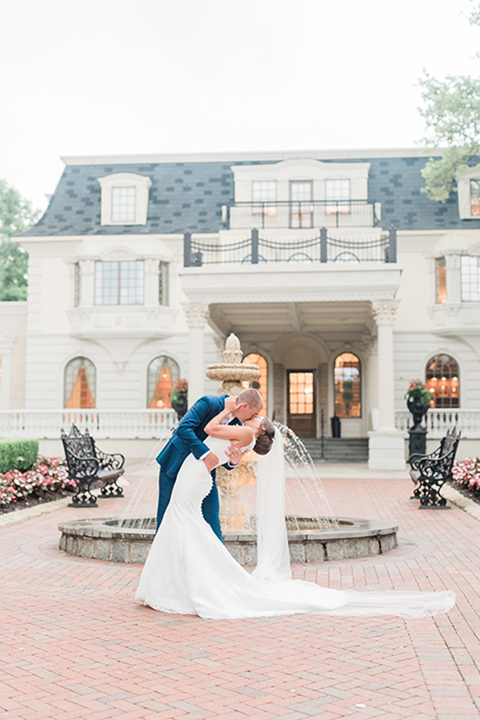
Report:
180,261,405,470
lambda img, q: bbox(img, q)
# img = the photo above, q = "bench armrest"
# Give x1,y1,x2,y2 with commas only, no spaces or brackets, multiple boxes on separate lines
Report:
95,447,125,470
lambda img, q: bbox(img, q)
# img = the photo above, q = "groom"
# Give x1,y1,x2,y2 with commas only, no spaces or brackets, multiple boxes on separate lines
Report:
156,388,263,541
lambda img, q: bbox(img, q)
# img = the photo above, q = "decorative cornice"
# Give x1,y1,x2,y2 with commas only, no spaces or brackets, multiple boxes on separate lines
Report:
61,147,443,166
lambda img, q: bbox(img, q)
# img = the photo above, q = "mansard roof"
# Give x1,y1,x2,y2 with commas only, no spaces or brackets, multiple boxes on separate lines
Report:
22,148,480,236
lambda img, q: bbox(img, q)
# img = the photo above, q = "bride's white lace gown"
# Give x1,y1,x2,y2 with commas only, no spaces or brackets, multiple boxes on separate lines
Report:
136,437,455,620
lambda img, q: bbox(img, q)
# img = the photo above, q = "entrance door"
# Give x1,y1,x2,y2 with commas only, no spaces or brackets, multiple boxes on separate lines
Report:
287,370,316,437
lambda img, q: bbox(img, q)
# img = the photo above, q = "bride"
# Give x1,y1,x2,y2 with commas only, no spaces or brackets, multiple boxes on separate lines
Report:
136,398,455,620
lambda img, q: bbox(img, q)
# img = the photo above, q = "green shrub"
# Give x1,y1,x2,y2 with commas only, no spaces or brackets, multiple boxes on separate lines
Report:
0,438,39,473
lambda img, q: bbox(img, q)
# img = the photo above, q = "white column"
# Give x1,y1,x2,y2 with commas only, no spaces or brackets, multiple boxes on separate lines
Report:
183,302,209,406
368,300,405,470
364,336,378,431
80,259,95,306
445,253,461,305
144,258,159,306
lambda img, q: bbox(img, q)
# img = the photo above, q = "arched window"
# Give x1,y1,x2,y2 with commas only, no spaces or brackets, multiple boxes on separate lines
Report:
242,353,268,415
426,354,460,408
64,357,96,408
147,356,180,409
334,353,361,418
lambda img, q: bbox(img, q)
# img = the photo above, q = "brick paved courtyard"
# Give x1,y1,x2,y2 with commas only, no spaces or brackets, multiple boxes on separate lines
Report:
2,471,480,720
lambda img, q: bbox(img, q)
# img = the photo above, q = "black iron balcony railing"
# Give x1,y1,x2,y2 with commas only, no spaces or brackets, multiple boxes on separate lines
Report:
222,199,380,229
184,228,397,267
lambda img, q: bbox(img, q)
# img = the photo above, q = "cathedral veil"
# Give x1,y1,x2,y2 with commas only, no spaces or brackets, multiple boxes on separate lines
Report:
252,427,292,582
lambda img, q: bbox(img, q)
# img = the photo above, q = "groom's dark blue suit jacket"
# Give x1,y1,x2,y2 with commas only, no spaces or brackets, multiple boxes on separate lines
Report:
156,394,234,475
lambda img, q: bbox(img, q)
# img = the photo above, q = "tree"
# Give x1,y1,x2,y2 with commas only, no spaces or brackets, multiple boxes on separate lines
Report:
0,180,40,301
419,3,480,202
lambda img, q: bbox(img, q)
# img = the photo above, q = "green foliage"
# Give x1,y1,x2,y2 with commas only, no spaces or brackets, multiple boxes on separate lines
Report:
0,438,39,473
418,73,480,202
0,180,40,301
418,5,480,203
469,0,480,27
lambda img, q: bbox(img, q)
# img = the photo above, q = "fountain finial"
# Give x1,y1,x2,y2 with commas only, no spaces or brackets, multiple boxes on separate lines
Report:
206,333,260,395
224,333,243,364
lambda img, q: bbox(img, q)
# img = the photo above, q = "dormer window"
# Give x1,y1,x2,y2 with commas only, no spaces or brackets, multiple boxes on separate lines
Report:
470,180,480,216
98,173,152,226
112,186,136,223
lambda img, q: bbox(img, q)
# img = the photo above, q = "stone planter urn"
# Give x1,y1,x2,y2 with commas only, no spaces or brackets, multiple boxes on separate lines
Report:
407,396,430,430
171,393,188,420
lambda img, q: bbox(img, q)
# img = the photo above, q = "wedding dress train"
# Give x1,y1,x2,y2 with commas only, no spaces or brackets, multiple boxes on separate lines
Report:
135,434,455,620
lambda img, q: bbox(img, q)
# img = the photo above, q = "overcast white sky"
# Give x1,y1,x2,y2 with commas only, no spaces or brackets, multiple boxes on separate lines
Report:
1,0,479,210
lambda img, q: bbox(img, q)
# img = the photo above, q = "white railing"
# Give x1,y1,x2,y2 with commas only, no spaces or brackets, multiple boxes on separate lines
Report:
0,409,177,439
395,409,480,438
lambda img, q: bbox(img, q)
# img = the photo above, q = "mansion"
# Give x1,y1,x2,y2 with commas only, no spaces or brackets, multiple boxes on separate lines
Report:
3,147,480,469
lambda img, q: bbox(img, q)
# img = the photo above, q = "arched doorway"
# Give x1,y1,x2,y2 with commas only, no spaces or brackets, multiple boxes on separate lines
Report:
274,335,328,437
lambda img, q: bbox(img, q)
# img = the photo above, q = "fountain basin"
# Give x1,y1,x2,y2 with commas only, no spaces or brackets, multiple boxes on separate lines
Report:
58,516,398,564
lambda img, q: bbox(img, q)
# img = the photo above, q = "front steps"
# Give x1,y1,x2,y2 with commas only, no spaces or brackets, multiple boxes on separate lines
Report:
301,437,369,463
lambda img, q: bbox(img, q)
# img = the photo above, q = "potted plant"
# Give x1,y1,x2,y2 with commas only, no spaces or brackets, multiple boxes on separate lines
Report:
169,379,188,419
405,379,432,429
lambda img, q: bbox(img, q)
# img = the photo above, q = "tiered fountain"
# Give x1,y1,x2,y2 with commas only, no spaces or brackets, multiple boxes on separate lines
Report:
58,334,398,563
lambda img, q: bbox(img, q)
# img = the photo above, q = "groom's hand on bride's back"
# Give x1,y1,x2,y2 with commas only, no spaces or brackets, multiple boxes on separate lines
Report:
203,452,219,473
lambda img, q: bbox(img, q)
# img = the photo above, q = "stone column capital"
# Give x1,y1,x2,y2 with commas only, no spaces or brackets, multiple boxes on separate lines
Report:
371,299,400,326
183,302,210,329
445,253,461,269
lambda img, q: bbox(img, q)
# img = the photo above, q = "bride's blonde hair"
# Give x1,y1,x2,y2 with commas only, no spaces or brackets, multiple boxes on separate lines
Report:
254,418,275,456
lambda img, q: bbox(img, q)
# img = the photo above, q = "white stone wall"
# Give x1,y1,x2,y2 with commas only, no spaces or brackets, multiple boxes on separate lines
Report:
3,224,479,424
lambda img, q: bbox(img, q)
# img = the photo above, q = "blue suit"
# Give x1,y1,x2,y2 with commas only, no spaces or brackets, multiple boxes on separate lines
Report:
156,394,237,541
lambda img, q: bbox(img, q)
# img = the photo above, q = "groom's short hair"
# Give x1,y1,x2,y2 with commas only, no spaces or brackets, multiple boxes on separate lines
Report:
237,388,263,409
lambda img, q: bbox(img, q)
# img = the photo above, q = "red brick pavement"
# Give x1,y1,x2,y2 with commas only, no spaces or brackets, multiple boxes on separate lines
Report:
1,475,480,720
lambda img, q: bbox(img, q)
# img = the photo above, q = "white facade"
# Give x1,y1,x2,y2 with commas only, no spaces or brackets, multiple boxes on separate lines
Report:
4,149,480,466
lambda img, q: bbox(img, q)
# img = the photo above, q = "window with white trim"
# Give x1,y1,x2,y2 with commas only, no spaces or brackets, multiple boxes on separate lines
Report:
97,173,152,226
471,180,480,216
326,179,350,215
159,261,169,306
252,181,277,217
74,262,81,307
111,186,136,223
95,260,144,305
461,255,480,301
290,180,313,228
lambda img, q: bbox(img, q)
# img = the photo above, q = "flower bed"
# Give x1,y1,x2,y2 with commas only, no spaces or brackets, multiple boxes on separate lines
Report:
0,455,75,509
451,457,480,500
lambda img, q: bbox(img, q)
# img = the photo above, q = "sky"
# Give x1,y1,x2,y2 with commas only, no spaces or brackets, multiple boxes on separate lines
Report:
1,0,479,211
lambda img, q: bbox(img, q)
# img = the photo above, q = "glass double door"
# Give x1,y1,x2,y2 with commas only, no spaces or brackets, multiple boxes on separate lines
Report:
287,370,316,437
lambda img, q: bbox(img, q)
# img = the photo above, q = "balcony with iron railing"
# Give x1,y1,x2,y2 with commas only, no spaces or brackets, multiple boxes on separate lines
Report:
222,199,381,230
184,227,397,267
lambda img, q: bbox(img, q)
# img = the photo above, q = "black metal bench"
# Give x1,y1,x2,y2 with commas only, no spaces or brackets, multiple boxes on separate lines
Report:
61,424,125,507
408,427,461,509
